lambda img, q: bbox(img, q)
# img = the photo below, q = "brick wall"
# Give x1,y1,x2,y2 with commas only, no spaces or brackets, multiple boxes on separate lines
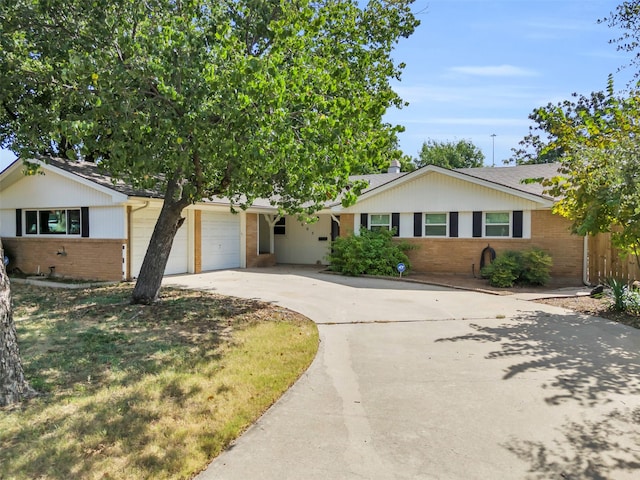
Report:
402,210,584,282
245,214,276,268
339,214,355,237
2,237,125,281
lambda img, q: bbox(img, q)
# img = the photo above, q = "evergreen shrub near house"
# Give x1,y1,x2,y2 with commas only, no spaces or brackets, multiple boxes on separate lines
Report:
481,248,552,288
328,228,414,277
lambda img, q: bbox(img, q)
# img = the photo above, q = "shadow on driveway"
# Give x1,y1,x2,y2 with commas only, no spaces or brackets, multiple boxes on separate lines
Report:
436,310,640,479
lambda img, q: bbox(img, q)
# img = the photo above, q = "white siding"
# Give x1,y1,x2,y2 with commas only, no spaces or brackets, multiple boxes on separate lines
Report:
200,211,241,271
0,210,15,237
343,171,542,239
1,206,126,239
399,213,414,237
89,206,127,238
1,168,121,208
275,215,331,265
349,172,540,213
458,212,473,238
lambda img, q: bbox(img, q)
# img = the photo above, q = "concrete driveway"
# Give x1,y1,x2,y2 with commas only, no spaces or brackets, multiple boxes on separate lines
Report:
163,267,640,480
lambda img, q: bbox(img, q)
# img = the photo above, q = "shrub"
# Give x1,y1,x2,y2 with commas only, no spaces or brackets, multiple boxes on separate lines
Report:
605,278,640,314
481,251,522,287
606,278,627,312
520,248,553,285
481,248,552,288
328,228,414,277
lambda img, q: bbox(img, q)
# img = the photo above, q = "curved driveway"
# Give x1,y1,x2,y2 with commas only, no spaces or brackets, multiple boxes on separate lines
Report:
164,267,640,480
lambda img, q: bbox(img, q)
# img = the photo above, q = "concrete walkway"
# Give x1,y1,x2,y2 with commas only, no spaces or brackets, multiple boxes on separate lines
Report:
164,267,640,480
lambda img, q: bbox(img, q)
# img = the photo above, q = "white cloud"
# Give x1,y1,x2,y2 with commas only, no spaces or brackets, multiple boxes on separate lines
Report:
393,82,544,108
399,117,532,128
449,65,539,77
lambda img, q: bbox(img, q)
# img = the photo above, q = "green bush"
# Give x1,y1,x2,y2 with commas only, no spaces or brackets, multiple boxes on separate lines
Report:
481,251,522,287
520,248,553,285
481,248,552,288
328,228,414,277
605,278,640,314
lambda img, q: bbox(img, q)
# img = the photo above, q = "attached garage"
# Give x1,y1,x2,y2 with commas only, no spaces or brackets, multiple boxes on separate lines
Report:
200,210,241,271
130,207,189,277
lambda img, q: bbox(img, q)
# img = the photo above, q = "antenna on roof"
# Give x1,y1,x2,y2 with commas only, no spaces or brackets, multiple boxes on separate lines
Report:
490,133,496,167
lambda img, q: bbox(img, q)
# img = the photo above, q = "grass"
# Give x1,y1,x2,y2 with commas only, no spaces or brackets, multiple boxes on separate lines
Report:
0,283,319,479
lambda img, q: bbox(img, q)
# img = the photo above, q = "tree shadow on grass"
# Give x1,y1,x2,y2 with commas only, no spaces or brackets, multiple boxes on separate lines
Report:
436,311,640,479
2,283,275,479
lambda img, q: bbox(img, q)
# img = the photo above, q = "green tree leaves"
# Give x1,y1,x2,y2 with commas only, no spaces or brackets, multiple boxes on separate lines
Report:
1,0,418,213
415,138,485,169
512,74,640,260
1,0,418,302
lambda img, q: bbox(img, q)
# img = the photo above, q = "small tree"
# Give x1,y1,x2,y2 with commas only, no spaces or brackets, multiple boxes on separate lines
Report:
415,139,485,169
512,74,640,262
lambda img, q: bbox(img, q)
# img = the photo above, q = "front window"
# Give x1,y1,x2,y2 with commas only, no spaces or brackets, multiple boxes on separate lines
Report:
425,213,447,236
485,212,510,237
25,209,81,235
370,214,390,232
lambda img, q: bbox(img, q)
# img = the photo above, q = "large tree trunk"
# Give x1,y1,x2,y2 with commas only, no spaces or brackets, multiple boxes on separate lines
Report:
131,194,188,305
0,241,37,406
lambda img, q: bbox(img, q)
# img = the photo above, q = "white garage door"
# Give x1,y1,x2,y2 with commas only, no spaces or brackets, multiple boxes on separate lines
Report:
201,211,241,271
130,208,189,277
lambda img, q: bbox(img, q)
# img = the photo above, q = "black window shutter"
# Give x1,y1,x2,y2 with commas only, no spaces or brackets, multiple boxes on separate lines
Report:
15,209,22,237
81,207,90,238
513,210,523,238
391,213,400,237
413,213,422,237
449,212,459,238
360,213,368,230
331,216,340,242
472,211,482,238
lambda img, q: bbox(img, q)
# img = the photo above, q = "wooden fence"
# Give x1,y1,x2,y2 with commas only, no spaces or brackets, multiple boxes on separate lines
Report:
587,233,640,284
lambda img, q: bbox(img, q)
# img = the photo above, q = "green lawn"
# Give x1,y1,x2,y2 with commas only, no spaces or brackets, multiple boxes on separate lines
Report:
1,283,318,479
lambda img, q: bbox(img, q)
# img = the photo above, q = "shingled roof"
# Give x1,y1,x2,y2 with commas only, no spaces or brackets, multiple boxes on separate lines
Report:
455,163,560,199
44,157,163,198
2,157,561,208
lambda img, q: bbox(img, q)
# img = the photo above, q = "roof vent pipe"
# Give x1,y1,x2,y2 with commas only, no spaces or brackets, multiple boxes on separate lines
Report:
388,159,401,174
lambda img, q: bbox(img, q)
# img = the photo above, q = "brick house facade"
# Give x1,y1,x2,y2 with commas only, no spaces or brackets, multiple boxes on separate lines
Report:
1,159,586,284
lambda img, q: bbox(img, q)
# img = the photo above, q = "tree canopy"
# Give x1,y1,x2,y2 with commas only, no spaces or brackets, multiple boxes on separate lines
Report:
600,0,640,81
415,139,484,169
0,0,419,303
512,75,640,259
511,76,640,165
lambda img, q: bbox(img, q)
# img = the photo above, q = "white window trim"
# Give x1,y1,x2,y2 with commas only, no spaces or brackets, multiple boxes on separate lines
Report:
424,212,448,237
24,208,82,237
369,213,391,231
484,211,511,238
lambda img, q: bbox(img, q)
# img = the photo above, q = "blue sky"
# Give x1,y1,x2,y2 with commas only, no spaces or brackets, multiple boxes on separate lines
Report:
386,0,635,165
0,0,634,171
